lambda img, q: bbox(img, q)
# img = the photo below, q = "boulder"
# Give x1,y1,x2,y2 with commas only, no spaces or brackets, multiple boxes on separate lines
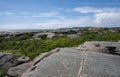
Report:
17,56,30,63
77,32,83,36
7,62,32,77
33,32,55,40
77,41,120,54
0,52,31,77
67,34,78,39
5,32,24,39
0,52,20,72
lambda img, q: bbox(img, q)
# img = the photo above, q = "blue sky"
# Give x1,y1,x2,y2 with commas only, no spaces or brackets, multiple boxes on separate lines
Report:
0,0,120,29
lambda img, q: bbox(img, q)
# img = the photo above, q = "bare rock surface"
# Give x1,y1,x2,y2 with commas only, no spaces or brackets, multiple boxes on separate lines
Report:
0,52,31,77
21,48,83,77
33,32,55,40
7,62,32,77
81,51,120,77
21,43,120,77
67,34,78,38
77,41,120,54
0,52,20,72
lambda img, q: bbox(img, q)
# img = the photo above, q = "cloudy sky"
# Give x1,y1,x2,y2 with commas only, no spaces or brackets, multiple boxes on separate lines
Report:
0,0,120,29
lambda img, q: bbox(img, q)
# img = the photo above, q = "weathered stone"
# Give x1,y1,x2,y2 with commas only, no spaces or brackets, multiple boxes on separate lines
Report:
0,52,20,72
5,32,24,39
7,62,32,77
77,32,83,36
17,56,30,63
67,34,78,38
33,32,55,40
21,48,83,77
80,51,120,77
21,46,120,77
77,41,120,54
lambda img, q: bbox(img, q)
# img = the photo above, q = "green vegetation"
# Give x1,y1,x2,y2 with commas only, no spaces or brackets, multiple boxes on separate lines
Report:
0,32,120,59
0,72,6,77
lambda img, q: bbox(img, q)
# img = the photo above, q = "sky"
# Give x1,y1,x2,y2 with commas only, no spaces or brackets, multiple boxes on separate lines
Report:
0,0,120,29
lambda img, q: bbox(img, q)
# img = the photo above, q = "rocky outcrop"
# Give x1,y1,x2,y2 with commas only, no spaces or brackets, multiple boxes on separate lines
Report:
33,32,55,40
21,41,120,77
21,48,82,77
1,41,120,77
5,33,24,39
0,52,31,77
0,52,20,72
77,41,120,55
7,62,32,77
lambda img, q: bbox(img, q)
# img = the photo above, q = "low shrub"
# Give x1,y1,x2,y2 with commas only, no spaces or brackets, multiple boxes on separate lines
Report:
0,32,120,59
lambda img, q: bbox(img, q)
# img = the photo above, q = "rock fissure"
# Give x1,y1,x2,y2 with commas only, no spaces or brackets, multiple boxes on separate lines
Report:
77,50,87,77
0,54,6,59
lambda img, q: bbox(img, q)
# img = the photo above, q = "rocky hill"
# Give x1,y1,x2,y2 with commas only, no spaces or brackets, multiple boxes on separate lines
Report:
1,41,120,77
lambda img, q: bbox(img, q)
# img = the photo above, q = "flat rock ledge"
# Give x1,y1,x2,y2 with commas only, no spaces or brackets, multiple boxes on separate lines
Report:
21,41,120,77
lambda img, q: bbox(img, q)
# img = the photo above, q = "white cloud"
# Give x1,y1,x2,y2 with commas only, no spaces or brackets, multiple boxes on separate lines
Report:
36,7,120,29
73,7,101,13
36,17,94,29
0,24,39,29
0,7,120,29
0,11,65,20
1,11,120,29
73,7,120,13
32,11,58,17
95,12,120,26
31,11,66,20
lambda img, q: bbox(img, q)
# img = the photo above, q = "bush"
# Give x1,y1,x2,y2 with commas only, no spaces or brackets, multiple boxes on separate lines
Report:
0,32,120,59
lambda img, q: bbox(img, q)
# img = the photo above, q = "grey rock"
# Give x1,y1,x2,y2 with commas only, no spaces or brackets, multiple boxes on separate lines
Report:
47,33,55,38
77,32,83,36
5,32,24,39
4,76,9,77
67,34,78,39
0,52,20,72
77,41,120,54
33,32,55,39
0,52,31,77
7,62,32,77
21,47,120,77
81,51,120,77
17,56,30,63
21,48,83,77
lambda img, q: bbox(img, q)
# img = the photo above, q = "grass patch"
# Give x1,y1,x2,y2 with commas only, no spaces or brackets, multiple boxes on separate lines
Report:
0,32,120,59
